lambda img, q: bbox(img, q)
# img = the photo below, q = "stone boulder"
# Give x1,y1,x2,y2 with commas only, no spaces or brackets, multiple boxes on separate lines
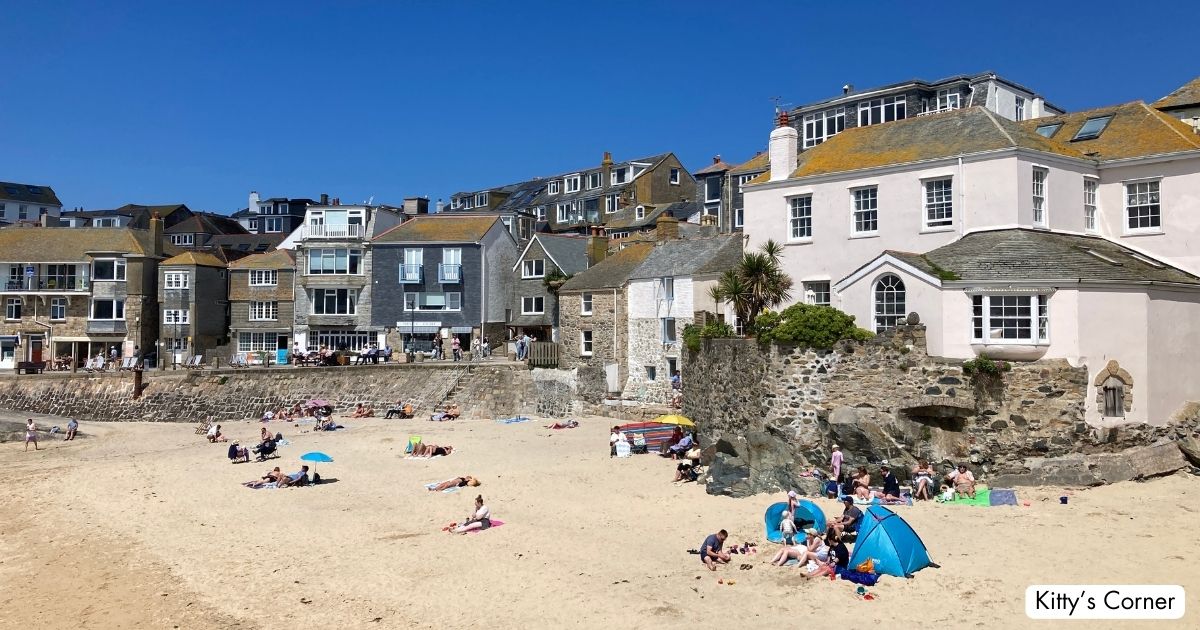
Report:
1176,436,1200,467
1089,442,1189,483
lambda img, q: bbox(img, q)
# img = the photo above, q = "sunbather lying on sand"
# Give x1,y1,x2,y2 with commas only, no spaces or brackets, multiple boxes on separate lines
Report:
244,467,284,488
544,420,579,429
410,443,454,458
429,404,461,422
351,403,374,418
278,465,311,487
428,476,480,491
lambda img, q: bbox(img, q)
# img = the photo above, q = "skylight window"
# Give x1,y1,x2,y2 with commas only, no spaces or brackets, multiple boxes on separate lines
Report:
1072,115,1113,141
1084,249,1121,265
1035,123,1062,138
1127,252,1165,268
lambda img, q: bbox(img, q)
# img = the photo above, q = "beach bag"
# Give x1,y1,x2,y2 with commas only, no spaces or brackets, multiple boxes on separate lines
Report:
855,558,875,574
312,472,322,484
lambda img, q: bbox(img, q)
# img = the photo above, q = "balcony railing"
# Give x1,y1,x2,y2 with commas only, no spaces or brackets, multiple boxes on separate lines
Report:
3,275,90,292
400,264,424,283
303,223,363,239
438,263,462,283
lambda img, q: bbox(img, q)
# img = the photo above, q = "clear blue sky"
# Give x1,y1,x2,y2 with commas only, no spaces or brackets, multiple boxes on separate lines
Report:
2,1,1194,213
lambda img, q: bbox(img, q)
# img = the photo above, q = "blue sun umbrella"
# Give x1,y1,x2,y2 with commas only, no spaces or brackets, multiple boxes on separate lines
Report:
300,451,333,477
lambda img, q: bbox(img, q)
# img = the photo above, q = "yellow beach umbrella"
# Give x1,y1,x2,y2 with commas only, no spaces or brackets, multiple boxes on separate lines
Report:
653,414,695,428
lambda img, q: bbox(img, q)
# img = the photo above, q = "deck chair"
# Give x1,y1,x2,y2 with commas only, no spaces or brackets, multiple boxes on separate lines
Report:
118,357,135,371
405,436,422,454
188,355,205,369
253,439,278,461
82,358,96,373
229,354,249,368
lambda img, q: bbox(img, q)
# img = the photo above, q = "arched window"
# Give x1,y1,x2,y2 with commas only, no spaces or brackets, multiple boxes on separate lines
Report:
874,275,906,331
1102,376,1125,418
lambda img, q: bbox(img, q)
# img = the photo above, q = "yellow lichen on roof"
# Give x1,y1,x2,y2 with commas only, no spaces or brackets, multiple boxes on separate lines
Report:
228,248,294,270
0,227,152,262
1019,101,1200,161
729,151,769,175
374,215,499,243
161,250,226,268
1153,76,1200,110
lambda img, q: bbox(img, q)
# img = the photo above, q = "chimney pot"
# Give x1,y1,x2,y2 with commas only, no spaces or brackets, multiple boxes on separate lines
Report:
655,214,681,242
320,193,329,205
712,155,721,164
842,84,853,94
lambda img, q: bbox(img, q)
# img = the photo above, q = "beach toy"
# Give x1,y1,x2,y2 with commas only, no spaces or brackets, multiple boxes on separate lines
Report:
856,586,867,595
1059,496,1068,504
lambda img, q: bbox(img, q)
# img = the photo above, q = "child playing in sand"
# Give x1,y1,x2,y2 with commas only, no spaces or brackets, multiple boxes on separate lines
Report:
779,510,796,545
25,418,39,451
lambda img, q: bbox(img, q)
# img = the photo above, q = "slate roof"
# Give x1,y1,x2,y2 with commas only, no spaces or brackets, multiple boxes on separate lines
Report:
604,201,703,230
0,227,163,261
166,212,248,235
535,234,589,275
1153,76,1200,111
161,250,226,268
373,215,500,244
228,248,294,270
728,152,769,175
0,181,63,206
787,71,1060,117
886,229,1200,285
693,159,734,176
559,242,653,292
628,235,742,280
1018,101,1200,160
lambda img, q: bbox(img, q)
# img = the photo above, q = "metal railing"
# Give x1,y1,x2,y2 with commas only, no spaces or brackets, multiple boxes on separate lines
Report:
303,223,363,239
3,275,90,292
438,263,462,283
400,264,424,283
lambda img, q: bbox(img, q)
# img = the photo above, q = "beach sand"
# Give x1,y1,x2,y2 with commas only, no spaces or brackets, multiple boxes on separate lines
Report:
0,411,1196,629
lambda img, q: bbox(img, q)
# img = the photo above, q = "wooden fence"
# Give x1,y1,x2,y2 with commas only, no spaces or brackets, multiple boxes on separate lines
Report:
528,341,559,368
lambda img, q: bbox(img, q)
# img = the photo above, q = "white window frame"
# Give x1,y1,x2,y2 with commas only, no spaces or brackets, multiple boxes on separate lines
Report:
92,258,127,281
307,248,363,275
734,207,744,229
605,194,621,213
249,301,278,321
264,217,283,233
164,309,190,325
737,174,758,190
803,281,831,306
556,202,572,223
669,168,680,185
164,271,189,289
611,167,629,185
564,174,581,194
788,195,812,241
661,317,677,344
90,299,125,321
1083,178,1098,232
873,275,905,332
249,269,278,286
522,259,545,279
971,293,1050,345
446,292,462,311
1015,96,1026,121
238,332,276,353
659,277,674,301
476,192,488,207
50,297,67,320
705,176,721,203
581,292,593,316
311,288,357,315
5,297,21,320
1032,167,1048,227
521,296,544,315
635,205,645,220
548,180,560,195
170,233,194,246
852,186,879,236
1124,179,1161,234
923,177,953,229
857,96,905,127
580,329,593,356
935,89,960,112
586,172,602,190
535,205,547,221
803,107,846,147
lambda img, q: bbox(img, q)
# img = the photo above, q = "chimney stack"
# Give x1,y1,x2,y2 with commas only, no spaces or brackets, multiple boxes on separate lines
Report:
601,151,613,168
150,212,164,257
842,84,853,95
320,193,329,205
249,191,260,213
403,197,430,215
436,198,444,212
712,155,721,164
656,214,680,242
586,229,608,267
769,110,798,182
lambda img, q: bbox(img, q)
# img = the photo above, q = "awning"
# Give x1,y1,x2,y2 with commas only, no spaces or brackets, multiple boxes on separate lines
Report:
396,324,440,334
52,336,125,341
450,326,473,333
0,335,17,342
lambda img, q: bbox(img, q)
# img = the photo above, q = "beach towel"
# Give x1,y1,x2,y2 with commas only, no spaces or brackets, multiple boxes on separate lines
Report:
424,479,463,494
942,485,991,507
836,568,880,586
243,482,278,490
496,416,531,424
404,455,444,460
988,488,1018,506
466,519,504,534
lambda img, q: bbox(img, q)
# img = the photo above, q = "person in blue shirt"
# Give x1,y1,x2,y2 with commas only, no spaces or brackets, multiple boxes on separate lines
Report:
700,529,730,571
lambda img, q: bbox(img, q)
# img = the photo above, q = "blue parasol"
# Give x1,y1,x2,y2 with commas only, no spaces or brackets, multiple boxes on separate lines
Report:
300,452,333,463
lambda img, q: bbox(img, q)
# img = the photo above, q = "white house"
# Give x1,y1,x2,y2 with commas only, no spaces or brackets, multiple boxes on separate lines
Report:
0,181,62,226
742,79,1200,426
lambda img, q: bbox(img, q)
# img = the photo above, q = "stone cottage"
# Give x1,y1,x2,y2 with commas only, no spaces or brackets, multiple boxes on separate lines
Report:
158,250,228,362
510,232,595,342
227,249,295,364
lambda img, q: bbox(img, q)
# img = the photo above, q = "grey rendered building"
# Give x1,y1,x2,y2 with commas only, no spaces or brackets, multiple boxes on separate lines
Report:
510,232,594,342
371,215,518,353
158,250,228,362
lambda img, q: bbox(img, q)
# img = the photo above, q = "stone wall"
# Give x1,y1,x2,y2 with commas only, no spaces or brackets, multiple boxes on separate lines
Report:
559,289,624,401
0,363,537,423
685,325,1196,495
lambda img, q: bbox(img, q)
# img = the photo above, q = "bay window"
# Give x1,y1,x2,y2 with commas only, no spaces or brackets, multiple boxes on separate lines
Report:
92,258,126,281
307,248,362,274
91,299,125,320
311,288,357,315
971,294,1050,343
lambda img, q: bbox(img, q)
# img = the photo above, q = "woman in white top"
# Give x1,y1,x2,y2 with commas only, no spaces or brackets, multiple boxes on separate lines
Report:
452,495,491,534
25,418,39,451
802,528,829,564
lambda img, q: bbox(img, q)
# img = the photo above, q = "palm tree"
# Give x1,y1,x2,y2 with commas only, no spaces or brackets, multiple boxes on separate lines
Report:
710,239,792,332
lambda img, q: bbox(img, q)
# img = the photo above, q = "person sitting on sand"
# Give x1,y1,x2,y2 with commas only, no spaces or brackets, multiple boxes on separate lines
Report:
351,403,374,418
667,432,694,460
912,459,935,500
700,530,731,571
245,467,284,488
450,495,491,534
206,424,228,443
831,496,863,536
609,426,627,457
428,476,480,492
674,462,699,483
800,527,829,564
802,532,844,579
261,408,275,422
768,536,807,567
278,465,311,488
873,464,901,501
544,420,579,429
948,463,976,499
852,466,871,500
64,418,79,441
228,442,250,463
411,443,454,458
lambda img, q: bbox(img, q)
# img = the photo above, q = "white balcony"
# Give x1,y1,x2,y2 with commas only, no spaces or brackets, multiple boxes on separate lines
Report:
303,223,363,239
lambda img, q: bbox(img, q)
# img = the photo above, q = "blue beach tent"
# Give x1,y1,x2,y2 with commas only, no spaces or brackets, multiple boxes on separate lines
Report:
763,499,827,543
846,505,931,578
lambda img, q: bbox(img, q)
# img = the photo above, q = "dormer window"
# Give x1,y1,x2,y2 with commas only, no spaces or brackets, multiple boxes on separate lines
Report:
476,192,488,207
935,89,960,112
1035,123,1062,138
586,172,602,190
611,167,629,185
1072,115,1113,141
548,180,561,195
635,205,645,220
565,175,581,194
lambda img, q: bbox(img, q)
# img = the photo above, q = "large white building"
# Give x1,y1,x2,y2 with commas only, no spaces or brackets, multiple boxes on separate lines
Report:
742,76,1200,426
0,181,62,226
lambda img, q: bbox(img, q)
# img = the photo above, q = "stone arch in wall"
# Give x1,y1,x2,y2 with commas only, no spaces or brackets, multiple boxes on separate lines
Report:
1093,360,1133,418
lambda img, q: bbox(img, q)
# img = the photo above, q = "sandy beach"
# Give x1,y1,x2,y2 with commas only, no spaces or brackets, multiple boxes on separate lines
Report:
1,411,1197,630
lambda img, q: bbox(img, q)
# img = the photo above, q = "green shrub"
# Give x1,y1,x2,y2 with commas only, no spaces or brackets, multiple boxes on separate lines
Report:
683,321,736,352
754,303,873,348
962,354,1011,376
